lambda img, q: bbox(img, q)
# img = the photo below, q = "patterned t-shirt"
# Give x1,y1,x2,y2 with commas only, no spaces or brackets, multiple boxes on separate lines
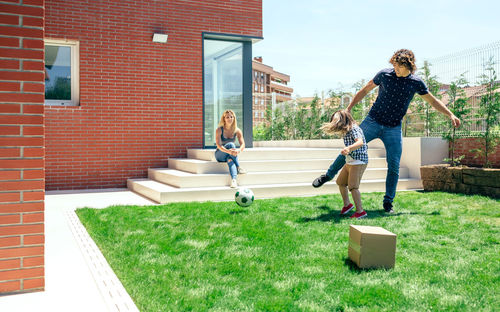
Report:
368,68,429,127
343,125,368,164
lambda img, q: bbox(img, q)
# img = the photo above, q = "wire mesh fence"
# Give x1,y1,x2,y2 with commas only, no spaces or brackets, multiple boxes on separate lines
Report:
404,40,500,137
253,41,500,140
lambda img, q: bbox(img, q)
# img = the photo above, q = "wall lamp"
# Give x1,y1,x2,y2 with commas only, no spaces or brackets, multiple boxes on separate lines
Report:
152,33,168,43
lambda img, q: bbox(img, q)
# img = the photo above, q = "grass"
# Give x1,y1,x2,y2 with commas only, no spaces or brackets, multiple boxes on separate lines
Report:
76,191,500,312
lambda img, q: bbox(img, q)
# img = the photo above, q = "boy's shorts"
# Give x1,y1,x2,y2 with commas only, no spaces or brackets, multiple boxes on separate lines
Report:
336,163,368,190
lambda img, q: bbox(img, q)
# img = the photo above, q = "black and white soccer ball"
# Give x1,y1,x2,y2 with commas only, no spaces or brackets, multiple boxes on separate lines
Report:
234,188,254,207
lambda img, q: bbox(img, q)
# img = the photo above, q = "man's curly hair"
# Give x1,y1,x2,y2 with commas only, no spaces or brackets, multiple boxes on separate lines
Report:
389,49,417,74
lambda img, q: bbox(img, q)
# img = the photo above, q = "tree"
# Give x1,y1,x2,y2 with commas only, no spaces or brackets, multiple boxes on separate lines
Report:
441,73,470,166
411,61,441,136
471,57,500,168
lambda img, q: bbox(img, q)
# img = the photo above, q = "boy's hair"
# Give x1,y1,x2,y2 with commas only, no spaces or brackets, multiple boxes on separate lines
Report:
389,49,417,74
321,110,355,136
218,109,238,133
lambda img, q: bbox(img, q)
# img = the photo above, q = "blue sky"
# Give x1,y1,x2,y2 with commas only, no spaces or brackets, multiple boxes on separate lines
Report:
253,0,500,97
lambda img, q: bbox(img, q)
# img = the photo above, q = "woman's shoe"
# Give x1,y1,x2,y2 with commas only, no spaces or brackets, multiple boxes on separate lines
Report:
230,179,238,188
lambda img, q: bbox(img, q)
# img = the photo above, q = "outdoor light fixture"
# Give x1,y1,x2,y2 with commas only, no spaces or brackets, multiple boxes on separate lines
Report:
152,33,168,43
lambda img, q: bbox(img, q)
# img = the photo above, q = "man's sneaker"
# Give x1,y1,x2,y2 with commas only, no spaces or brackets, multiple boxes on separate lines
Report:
230,179,238,188
312,174,331,188
350,211,367,219
383,202,394,213
340,203,354,215
237,167,247,175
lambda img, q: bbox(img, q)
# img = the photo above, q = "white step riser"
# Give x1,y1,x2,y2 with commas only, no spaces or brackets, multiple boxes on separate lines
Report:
127,179,162,203
149,168,410,188
129,179,422,204
188,148,386,161
168,158,388,174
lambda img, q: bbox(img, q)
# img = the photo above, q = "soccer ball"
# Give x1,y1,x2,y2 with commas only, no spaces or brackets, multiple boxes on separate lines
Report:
234,188,254,207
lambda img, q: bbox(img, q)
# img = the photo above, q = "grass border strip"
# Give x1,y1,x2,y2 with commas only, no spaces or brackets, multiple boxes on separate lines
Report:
65,208,139,312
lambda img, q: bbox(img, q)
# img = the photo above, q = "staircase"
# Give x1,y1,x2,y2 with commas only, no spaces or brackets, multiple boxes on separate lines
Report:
127,141,423,204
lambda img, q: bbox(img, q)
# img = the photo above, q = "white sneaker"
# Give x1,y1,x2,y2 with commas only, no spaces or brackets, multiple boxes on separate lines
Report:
230,179,238,188
237,167,247,174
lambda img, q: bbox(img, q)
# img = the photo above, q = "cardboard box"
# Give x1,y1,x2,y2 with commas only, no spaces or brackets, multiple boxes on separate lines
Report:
348,225,397,269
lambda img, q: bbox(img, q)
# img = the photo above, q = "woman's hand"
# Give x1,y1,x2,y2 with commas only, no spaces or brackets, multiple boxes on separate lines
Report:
229,148,239,156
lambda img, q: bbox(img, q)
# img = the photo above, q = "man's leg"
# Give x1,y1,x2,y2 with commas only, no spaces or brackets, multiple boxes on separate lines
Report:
314,115,381,188
380,126,403,210
359,115,381,144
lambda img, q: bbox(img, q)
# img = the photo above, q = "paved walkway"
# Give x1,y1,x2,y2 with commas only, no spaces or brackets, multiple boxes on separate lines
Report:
0,189,156,312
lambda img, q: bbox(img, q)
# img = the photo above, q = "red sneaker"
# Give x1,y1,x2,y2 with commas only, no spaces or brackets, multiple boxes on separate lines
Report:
350,211,367,219
340,203,354,215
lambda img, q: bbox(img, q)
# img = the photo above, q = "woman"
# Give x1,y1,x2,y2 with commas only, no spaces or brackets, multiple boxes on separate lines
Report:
215,110,246,188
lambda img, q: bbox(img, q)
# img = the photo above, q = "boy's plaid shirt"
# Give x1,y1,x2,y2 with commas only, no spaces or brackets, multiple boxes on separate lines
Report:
343,125,368,164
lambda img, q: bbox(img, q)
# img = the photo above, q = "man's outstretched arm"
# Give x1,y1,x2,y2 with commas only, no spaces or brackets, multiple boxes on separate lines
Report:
420,93,461,128
346,80,377,112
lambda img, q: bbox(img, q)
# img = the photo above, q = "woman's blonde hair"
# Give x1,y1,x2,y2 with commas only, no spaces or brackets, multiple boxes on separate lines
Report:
218,109,238,133
320,110,355,136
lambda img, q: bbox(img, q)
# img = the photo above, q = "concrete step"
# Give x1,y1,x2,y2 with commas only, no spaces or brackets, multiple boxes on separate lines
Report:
187,147,386,161
127,178,423,204
168,157,389,174
149,167,409,188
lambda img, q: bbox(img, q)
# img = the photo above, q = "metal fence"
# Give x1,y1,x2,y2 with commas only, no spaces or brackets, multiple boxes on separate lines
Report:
405,40,500,137
253,41,500,139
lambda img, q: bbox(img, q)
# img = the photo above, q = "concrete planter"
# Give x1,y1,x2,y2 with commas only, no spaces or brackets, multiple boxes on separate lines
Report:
420,164,500,198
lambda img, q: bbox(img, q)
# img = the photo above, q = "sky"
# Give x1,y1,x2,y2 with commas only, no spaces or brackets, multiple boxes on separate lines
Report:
253,0,500,97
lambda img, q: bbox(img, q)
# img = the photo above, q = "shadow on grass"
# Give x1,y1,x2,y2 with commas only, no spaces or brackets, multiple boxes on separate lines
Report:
298,205,343,223
416,189,500,200
343,258,388,273
229,208,248,215
298,205,437,223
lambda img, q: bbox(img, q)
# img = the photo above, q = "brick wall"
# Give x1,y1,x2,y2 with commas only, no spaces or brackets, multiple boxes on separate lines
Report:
45,0,262,189
0,0,45,293
452,138,500,168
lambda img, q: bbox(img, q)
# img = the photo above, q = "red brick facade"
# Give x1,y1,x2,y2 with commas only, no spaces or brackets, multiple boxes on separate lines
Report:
0,0,262,295
44,0,262,190
0,0,45,293
452,138,500,168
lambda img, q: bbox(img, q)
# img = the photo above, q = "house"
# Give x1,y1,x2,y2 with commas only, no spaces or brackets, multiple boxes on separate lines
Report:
0,0,262,295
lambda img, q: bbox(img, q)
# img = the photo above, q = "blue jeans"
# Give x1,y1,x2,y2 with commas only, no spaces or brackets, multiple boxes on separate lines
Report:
215,142,240,179
326,115,403,204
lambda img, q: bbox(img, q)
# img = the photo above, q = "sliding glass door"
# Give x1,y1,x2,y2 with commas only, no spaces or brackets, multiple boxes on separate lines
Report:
203,39,243,147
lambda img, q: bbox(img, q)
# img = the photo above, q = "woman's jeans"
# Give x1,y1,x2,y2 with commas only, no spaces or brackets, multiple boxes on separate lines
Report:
326,115,403,204
215,142,240,179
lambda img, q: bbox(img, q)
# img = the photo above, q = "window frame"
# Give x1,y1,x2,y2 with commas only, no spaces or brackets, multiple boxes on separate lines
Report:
44,38,80,106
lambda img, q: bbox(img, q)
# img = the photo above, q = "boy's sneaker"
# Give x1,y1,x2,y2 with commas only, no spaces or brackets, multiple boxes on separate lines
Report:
230,179,238,188
237,167,247,174
340,203,354,215
383,202,394,213
312,174,331,188
350,211,367,219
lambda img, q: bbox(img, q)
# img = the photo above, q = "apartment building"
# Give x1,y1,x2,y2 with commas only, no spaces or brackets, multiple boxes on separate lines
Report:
252,57,293,125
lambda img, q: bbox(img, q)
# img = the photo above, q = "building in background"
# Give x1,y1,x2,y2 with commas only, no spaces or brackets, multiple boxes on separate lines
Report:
252,57,293,126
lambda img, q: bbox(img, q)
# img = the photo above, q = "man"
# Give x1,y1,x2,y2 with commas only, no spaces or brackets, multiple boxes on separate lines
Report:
313,49,461,213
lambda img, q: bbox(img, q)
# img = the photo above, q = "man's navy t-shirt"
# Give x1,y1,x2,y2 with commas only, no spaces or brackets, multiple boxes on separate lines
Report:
368,68,429,127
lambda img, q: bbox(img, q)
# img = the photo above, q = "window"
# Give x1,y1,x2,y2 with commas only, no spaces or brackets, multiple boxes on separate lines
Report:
44,39,79,106
254,84,258,91
260,86,264,92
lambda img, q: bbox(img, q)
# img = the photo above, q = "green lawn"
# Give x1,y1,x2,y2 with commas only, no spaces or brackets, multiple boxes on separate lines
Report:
76,191,500,312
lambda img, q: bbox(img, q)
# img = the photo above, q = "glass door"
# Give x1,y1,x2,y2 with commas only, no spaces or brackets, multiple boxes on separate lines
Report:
203,39,243,147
